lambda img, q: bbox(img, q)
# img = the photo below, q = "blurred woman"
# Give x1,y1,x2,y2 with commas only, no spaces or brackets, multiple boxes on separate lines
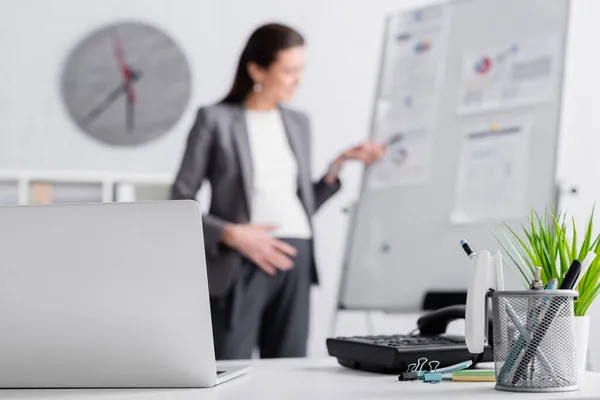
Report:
171,23,385,359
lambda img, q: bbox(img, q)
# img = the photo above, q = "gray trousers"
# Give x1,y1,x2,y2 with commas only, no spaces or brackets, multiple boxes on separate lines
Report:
210,239,312,359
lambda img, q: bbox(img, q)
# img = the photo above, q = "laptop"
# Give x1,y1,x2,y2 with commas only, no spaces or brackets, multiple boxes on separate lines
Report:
0,200,248,388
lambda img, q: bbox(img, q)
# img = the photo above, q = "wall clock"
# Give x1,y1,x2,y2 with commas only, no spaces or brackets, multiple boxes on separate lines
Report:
61,21,192,147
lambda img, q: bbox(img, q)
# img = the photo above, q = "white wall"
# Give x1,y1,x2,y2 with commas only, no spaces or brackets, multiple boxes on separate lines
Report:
0,0,222,174
557,0,600,372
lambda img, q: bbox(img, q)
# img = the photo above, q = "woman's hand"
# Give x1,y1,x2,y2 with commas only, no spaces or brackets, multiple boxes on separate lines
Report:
222,224,297,276
325,140,387,184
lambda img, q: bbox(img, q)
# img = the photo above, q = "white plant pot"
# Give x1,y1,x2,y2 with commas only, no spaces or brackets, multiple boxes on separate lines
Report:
574,315,590,379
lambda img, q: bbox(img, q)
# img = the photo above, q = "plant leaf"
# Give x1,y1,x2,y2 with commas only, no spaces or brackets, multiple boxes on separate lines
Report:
492,206,600,315
533,210,556,280
572,216,578,263
504,224,539,268
578,214,594,261
554,214,570,278
590,234,600,252
505,222,537,266
582,236,600,290
581,256,600,295
491,228,531,287
577,283,600,316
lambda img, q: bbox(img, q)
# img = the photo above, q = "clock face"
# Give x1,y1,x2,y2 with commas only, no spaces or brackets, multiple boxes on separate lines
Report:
61,22,192,147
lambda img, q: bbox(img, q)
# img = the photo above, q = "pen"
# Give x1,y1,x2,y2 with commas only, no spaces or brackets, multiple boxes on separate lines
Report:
498,278,558,382
513,262,581,384
499,278,559,384
387,133,403,146
460,239,476,259
560,260,582,290
503,302,557,380
526,266,542,380
531,278,558,379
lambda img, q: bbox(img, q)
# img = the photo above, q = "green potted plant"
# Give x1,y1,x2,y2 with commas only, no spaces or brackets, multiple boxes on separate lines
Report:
493,207,600,376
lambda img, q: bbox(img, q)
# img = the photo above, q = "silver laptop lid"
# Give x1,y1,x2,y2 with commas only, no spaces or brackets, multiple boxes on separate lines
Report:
0,201,217,388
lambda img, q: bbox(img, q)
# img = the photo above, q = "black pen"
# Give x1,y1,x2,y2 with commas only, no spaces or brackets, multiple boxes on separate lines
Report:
460,239,476,259
560,260,582,290
512,259,581,384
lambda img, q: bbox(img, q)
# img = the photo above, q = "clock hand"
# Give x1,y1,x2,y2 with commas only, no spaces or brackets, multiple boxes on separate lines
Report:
126,93,134,133
80,70,142,128
111,29,136,105
80,82,128,128
126,68,141,133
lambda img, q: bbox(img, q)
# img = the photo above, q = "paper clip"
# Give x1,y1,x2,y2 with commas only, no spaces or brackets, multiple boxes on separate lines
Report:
422,360,473,383
420,360,442,383
428,361,440,372
415,357,428,378
423,372,442,383
398,360,423,381
417,359,440,380
398,364,419,381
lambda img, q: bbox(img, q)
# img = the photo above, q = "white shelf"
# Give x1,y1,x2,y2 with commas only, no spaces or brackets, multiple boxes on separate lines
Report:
0,170,174,205
0,180,19,206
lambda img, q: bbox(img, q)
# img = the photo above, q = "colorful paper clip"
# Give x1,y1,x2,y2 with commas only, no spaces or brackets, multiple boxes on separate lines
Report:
423,372,442,383
422,360,473,384
418,361,440,379
400,359,474,383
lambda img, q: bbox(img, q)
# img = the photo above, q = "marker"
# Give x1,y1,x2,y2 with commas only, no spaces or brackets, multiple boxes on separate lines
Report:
513,264,580,384
460,239,476,259
452,369,495,382
430,360,472,374
560,260,582,290
387,133,404,145
544,278,558,290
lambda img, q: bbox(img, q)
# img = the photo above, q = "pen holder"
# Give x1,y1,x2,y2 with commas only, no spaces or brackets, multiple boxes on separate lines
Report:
490,290,579,393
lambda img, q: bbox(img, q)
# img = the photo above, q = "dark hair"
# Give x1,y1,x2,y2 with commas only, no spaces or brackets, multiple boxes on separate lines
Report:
221,23,305,104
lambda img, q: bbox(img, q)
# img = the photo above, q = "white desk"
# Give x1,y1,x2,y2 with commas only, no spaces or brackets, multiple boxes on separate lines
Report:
0,358,599,399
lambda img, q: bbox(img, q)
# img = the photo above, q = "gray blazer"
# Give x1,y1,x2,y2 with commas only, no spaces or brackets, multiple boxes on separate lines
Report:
171,103,341,297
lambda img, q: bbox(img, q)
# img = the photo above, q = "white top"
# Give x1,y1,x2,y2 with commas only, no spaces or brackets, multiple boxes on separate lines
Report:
245,109,312,239
3,358,599,399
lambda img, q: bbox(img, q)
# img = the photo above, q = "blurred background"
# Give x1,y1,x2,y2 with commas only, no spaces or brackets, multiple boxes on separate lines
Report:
1,0,600,368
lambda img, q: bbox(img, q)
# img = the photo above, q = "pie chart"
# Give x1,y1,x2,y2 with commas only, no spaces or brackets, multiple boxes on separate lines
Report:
474,57,492,74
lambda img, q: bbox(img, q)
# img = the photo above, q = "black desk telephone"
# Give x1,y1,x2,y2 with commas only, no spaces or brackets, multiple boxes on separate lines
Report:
326,305,493,374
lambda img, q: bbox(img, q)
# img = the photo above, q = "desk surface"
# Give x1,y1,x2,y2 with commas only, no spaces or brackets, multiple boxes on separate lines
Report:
0,358,599,399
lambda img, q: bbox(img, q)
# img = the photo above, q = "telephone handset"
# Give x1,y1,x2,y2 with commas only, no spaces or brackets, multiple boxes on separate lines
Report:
417,304,493,344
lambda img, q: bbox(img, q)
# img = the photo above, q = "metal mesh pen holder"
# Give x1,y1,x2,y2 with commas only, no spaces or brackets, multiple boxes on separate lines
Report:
490,290,579,393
